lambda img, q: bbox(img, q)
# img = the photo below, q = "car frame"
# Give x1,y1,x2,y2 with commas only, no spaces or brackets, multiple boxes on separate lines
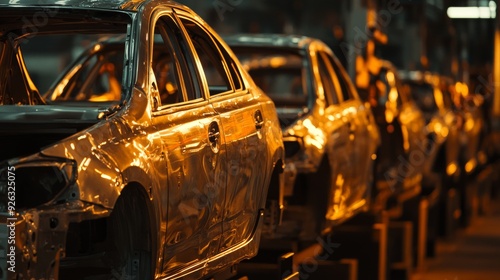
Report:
225,34,380,240
399,71,462,183
0,1,284,279
359,61,427,212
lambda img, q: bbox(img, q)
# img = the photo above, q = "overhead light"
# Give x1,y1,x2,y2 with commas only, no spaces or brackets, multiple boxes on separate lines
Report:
447,1,497,18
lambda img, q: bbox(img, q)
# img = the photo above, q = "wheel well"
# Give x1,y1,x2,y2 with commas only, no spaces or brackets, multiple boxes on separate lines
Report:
262,160,284,236
114,182,158,249
374,121,406,181
432,143,446,173
108,183,159,279
267,159,283,200
65,183,158,263
109,183,154,239
305,154,331,205
115,183,155,224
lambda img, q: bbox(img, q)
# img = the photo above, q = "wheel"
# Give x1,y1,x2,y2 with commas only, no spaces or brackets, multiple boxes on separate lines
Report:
106,187,154,280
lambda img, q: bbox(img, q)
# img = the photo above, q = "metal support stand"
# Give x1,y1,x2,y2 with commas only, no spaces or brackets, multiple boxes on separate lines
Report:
388,221,413,279
321,212,388,280
298,259,358,280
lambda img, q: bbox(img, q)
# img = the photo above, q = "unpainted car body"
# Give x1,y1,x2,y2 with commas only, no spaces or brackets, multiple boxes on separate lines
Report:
358,61,427,212
399,71,462,184
0,1,284,279
225,34,380,239
450,82,488,176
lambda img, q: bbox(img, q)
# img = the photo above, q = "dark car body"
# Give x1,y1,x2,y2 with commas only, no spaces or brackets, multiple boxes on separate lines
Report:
0,1,284,279
225,34,380,239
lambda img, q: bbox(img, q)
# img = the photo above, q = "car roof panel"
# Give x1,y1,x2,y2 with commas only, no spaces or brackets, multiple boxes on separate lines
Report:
0,0,182,12
223,34,313,50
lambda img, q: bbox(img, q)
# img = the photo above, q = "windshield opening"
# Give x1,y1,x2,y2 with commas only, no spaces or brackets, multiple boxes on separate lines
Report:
0,8,132,106
231,47,310,109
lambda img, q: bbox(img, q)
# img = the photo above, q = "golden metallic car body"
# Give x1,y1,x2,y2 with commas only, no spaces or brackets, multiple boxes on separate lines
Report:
399,71,462,183
448,80,487,175
225,34,380,239
362,61,427,212
0,1,284,279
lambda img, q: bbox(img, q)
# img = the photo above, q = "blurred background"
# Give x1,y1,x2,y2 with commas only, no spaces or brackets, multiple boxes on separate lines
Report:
173,2,500,279
178,0,499,129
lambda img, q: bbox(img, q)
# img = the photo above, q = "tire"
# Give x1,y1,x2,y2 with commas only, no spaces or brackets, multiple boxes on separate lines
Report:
106,187,154,280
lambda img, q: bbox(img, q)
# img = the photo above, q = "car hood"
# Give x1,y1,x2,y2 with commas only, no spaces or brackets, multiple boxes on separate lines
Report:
0,104,105,162
0,104,103,122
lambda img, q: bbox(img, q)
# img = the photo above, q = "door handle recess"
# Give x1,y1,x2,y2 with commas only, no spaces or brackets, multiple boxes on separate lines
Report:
254,110,264,129
208,121,220,152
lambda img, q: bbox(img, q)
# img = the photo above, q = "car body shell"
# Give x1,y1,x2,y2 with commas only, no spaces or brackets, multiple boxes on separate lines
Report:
359,61,427,212
225,34,380,238
399,71,462,183
401,71,487,180
0,1,284,279
449,82,488,176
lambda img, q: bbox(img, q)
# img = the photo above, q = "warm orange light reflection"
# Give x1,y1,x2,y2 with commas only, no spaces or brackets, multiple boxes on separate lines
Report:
401,124,410,152
465,159,476,173
385,108,394,123
270,57,286,68
446,163,458,176
464,117,475,132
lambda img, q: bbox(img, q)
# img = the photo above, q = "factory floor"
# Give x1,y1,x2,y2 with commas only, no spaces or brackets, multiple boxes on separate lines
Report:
412,193,500,280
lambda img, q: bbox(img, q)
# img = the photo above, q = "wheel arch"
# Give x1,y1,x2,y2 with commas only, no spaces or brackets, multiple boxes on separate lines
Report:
111,181,161,278
267,158,284,201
